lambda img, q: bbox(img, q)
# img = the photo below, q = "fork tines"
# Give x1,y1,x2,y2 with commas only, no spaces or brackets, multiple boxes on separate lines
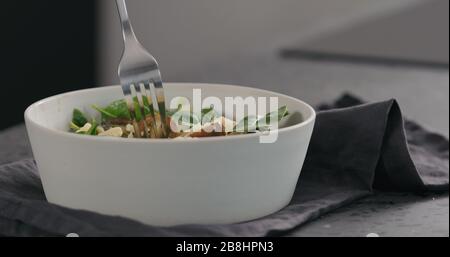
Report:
121,82,166,138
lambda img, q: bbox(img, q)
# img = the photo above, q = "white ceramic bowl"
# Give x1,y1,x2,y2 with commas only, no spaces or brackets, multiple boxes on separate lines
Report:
25,83,315,226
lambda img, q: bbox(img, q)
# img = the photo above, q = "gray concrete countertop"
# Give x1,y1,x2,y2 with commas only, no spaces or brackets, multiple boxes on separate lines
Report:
288,192,448,237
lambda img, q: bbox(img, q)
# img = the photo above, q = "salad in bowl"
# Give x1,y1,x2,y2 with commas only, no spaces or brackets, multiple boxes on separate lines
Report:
69,98,289,139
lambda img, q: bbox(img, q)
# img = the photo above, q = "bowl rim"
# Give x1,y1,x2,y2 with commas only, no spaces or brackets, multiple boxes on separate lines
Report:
25,83,316,144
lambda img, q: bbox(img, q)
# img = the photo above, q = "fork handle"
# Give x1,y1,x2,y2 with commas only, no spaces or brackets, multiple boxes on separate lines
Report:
116,0,138,43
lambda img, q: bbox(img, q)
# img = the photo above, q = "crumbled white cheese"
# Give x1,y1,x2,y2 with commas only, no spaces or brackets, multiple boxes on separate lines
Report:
173,135,197,140
221,117,236,132
191,123,203,133
125,124,135,138
125,124,135,133
98,127,123,137
206,117,235,132
96,126,105,134
76,123,92,134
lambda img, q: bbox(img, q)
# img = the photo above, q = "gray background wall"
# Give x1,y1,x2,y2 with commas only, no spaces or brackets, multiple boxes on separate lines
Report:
96,0,437,85
296,0,449,64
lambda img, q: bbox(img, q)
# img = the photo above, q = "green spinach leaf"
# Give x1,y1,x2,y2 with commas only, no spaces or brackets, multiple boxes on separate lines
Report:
92,100,131,121
234,115,259,133
166,104,183,117
201,107,216,123
72,109,89,127
234,106,289,132
69,122,80,131
258,105,289,127
87,119,98,136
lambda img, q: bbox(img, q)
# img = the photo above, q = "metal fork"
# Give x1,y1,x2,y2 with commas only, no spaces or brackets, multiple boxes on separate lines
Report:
116,0,167,138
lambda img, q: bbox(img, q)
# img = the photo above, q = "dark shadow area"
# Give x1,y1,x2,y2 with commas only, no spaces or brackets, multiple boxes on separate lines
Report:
280,49,449,70
0,1,97,130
